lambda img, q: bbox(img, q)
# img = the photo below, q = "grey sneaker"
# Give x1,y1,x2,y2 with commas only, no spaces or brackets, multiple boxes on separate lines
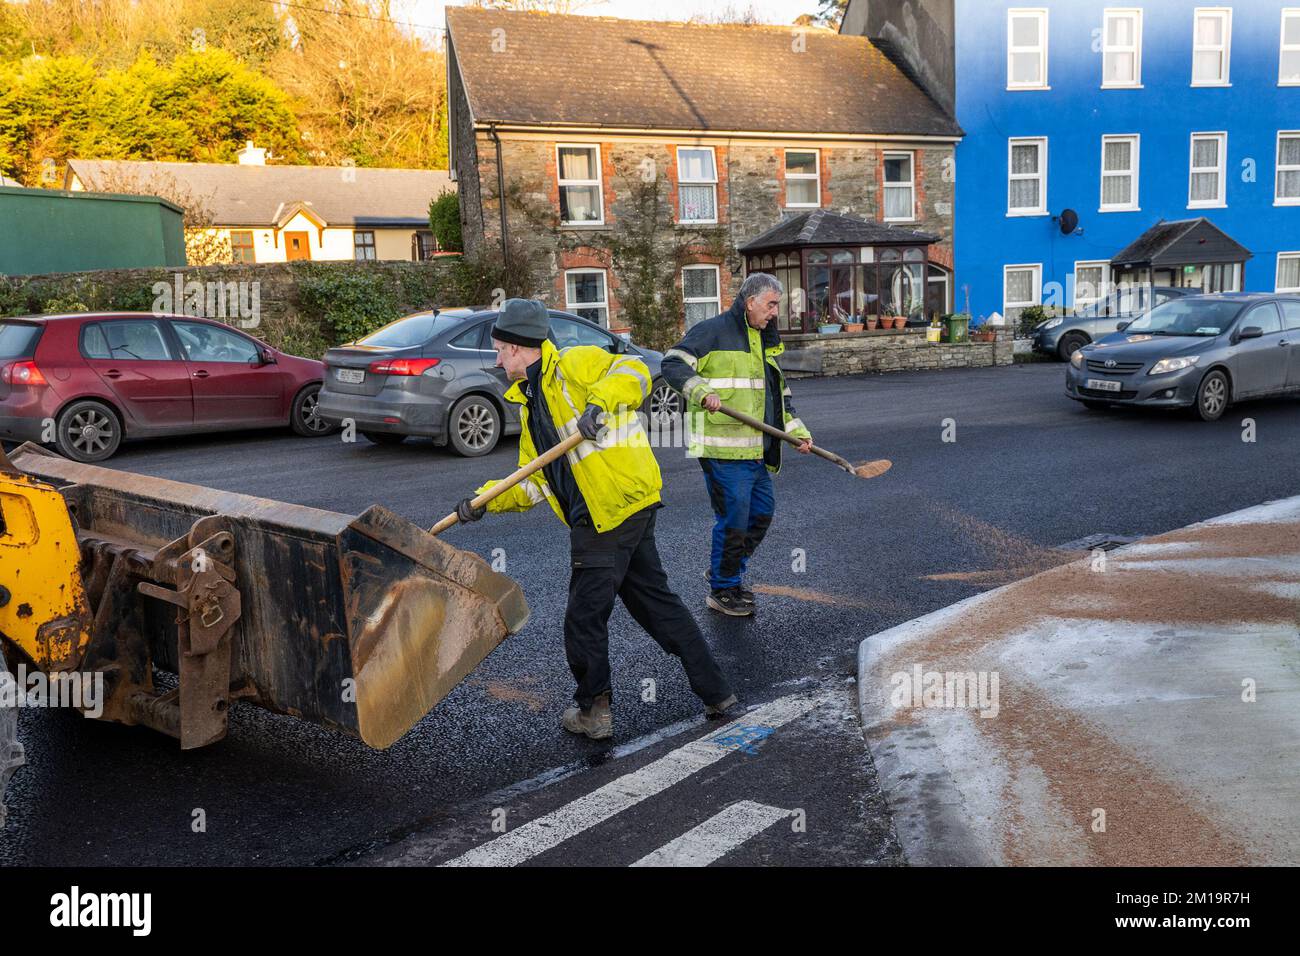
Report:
706,588,753,617
703,570,754,606
705,694,748,720
561,693,613,740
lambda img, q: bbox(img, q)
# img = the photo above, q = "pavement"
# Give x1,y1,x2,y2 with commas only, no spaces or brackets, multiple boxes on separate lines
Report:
858,494,1300,866
2,361,1298,865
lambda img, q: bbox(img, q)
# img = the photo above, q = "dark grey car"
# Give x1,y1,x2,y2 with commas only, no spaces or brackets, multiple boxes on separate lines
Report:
1033,286,1192,360
316,307,679,456
1065,294,1300,421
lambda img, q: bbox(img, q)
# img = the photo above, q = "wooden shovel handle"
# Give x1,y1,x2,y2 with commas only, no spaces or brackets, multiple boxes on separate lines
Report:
429,431,585,535
714,403,857,474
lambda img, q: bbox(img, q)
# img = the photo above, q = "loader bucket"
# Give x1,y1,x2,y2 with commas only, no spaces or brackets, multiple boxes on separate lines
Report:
8,444,529,749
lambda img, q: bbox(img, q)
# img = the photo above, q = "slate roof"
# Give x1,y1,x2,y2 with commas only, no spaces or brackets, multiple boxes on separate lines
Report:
445,8,962,139
65,160,453,228
1111,218,1252,266
739,209,938,254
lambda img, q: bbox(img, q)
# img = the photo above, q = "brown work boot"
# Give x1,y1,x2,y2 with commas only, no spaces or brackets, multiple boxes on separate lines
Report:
561,693,613,740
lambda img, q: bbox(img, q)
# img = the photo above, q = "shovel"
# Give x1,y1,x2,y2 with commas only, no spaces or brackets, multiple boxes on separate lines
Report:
430,432,586,535
715,404,892,479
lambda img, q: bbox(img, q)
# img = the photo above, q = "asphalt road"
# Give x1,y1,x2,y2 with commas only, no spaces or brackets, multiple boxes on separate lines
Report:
3,362,1298,865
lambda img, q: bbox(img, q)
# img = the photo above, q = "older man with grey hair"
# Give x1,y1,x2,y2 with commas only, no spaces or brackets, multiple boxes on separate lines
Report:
661,272,814,617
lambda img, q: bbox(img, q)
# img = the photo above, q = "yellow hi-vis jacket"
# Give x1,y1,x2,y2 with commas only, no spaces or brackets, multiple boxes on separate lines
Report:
474,339,662,533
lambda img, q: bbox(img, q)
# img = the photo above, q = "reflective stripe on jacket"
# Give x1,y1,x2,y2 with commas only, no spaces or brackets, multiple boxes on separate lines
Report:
660,297,812,472
474,340,662,533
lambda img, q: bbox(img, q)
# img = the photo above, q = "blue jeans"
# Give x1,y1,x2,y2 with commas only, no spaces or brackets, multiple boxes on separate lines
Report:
699,458,775,591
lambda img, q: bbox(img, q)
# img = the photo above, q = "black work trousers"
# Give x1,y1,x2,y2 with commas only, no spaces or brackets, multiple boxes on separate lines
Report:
565,507,732,711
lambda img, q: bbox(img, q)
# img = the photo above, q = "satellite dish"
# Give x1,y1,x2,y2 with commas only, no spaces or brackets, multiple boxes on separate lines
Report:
1058,208,1079,235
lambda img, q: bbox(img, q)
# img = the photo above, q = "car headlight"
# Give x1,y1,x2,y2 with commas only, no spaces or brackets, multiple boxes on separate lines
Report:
1148,356,1200,376
1042,317,1063,330
1070,350,1085,368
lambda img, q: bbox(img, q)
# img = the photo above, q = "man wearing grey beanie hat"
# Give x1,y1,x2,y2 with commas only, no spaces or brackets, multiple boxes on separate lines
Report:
454,298,745,739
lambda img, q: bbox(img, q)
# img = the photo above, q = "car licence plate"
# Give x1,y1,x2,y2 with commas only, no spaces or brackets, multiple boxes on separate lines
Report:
336,368,365,385
1086,378,1122,393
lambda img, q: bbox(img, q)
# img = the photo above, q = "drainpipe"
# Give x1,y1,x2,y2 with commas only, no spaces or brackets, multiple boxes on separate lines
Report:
490,122,509,261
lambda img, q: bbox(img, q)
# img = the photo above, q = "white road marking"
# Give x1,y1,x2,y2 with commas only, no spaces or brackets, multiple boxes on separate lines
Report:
630,801,793,867
442,693,820,867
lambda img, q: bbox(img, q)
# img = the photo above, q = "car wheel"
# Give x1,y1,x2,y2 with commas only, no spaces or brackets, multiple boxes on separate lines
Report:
1081,400,1111,411
1193,370,1230,422
291,384,336,437
647,378,682,424
1058,332,1089,362
448,395,500,457
55,400,121,462
361,431,406,446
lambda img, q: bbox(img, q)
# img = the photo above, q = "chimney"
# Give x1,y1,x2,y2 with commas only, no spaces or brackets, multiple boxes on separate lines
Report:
237,141,267,166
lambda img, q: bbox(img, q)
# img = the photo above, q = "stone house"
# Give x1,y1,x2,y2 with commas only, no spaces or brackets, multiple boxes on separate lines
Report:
445,7,963,336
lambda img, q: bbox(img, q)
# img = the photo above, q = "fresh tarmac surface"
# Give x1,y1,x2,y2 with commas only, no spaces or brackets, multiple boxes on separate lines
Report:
3,361,1298,865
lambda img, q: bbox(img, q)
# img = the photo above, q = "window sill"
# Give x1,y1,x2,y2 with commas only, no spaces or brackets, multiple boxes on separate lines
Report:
1098,206,1141,213
1191,82,1231,88
1275,199,1300,207
784,203,821,210
1006,210,1049,218
1101,83,1144,90
1187,202,1227,209
677,220,718,226
883,217,918,224
1006,85,1051,91
559,222,608,230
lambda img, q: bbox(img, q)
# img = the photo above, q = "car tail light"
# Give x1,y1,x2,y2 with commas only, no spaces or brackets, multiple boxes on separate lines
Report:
369,357,440,376
2,361,47,387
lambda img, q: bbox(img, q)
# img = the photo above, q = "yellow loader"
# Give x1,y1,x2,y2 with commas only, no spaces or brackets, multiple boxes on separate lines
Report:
0,441,529,825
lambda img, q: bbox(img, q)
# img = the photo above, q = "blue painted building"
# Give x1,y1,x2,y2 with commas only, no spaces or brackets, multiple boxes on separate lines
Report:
841,0,1300,326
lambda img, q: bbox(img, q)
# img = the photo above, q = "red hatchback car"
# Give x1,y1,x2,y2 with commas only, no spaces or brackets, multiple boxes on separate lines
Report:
0,312,330,462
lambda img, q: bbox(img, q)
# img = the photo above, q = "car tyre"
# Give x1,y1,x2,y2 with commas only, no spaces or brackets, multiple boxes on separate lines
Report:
361,431,406,446
1058,332,1089,362
647,378,683,425
54,400,121,462
291,384,336,437
1193,370,1230,422
448,395,500,457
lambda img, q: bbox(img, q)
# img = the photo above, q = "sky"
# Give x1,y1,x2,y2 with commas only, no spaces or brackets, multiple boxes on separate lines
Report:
389,0,822,42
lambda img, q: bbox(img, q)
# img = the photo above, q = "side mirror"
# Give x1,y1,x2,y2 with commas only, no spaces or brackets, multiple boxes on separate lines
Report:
611,336,629,354
261,348,278,365
1235,326,1263,342
1116,321,1131,332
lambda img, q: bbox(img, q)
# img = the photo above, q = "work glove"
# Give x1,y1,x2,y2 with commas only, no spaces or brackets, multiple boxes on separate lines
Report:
456,497,486,524
577,404,607,441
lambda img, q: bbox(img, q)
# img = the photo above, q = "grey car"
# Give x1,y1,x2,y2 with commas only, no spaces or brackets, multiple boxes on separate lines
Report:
1065,293,1300,421
1033,286,1192,360
316,307,680,456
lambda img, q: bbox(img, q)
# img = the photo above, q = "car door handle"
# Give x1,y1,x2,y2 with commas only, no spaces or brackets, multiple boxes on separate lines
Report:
192,370,209,378
103,369,122,379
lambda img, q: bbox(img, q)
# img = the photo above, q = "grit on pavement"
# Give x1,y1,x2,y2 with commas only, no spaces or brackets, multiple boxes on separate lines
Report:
859,495,1300,867
2,362,1298,866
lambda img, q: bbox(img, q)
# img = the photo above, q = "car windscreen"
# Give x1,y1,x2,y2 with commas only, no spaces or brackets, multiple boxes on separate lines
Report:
1124,299,1242,337
0,322,41,359
356,312,464,348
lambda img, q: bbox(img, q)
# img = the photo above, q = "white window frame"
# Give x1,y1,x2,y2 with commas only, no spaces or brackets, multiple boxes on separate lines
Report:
556,143,604,227
1191,8,1232,86
1102,8,1143,88
1073,261,1111,309
784,149,821,208
1277,131,1300,205
1099,134,1140,212
1188,131,1227,208
1281,9,1300,86
564,268,609,328
681,264,721,327
676,146,718,225
882,151,916,222
1007,137,1048,216
1007,8,1050,90
1277,252,1300,292
1004,263,1043,313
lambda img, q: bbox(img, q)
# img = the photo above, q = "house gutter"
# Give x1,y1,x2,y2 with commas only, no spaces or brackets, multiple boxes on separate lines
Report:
489,122,509,261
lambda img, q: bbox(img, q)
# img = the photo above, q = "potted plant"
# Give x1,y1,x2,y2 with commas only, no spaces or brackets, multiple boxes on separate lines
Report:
866,315,880,330
843,313,864,332
818,311,841,334
895,315,909,329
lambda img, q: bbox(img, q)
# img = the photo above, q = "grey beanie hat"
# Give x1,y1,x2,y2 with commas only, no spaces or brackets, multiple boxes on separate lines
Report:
492,298,549,347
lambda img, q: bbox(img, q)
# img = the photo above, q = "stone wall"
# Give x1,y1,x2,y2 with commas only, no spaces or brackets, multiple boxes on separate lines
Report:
457,128,956,331
781,327,1013,377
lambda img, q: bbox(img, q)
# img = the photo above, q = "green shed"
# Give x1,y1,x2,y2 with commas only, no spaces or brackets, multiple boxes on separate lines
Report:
0,186,186,275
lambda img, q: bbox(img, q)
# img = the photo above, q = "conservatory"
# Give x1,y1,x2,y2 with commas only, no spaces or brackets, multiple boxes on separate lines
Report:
738,210,951,334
